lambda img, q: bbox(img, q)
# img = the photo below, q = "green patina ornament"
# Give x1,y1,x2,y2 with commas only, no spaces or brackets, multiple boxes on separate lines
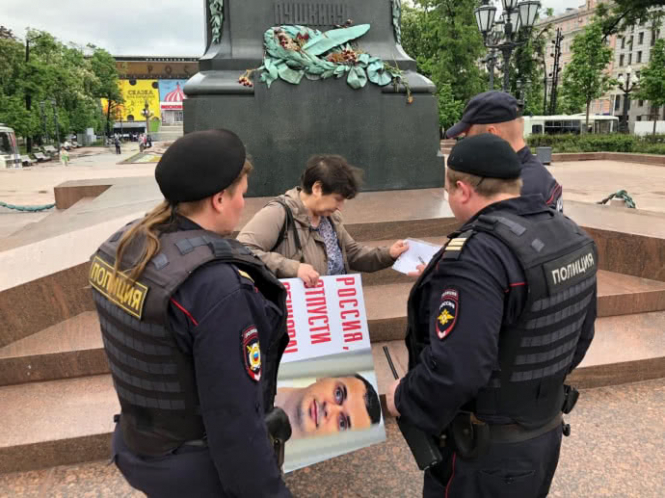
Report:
392,0,402,45
209,0,224,44
250,24,411,100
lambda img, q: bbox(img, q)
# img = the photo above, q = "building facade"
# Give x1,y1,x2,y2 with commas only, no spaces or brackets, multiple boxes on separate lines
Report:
102,56,199,134
612,19,665,131
538,1,665,132
537,0,616,117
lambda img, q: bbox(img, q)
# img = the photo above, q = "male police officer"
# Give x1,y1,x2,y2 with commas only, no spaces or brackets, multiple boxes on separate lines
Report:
447,91,564,212
387,134,597,497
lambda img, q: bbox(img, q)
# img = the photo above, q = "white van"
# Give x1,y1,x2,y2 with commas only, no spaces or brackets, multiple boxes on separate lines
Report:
0,124,22,169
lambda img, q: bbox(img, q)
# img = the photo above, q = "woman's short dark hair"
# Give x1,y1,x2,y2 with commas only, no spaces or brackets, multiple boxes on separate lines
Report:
301,155,363,199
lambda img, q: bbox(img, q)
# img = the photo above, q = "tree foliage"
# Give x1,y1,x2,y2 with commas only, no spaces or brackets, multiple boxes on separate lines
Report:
401,0,487,129
0,28,121,146
510,13,554,116
596,0,665,38
561,22,615,130
636,38,665,135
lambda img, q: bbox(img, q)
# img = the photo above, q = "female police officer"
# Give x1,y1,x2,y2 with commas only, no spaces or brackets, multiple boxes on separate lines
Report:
88,130,292,497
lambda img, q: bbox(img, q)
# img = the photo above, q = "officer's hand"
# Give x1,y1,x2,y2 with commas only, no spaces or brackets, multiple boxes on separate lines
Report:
297,263,320,287
386,379,402,418
407,264,426,278
389,240,409,259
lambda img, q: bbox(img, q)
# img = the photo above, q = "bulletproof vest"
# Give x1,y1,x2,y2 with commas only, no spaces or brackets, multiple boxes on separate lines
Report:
89,222,289,456
405,207,597,429
472,210,597,428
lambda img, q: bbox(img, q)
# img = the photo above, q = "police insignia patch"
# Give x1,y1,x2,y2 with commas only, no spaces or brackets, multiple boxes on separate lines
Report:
241,326,261,382
435,289,459,340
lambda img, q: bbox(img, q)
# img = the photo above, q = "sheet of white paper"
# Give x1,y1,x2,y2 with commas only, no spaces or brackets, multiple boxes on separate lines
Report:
392,238,442,274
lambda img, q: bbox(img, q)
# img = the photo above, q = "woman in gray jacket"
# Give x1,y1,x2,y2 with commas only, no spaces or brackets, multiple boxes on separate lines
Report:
237,155,408,286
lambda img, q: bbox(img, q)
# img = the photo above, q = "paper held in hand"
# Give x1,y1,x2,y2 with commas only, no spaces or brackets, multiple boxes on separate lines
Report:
392,238,442,274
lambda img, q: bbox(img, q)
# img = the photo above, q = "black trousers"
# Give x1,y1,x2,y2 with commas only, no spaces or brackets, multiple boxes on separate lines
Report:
112,424,227,498
423,425,563,498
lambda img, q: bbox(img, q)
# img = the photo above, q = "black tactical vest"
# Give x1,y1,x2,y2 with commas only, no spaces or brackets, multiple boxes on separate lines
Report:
406,207,597,429
89,222,289,456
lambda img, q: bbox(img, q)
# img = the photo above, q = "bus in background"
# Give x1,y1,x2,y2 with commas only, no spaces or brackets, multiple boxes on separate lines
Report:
523,115,619,138
0,124,21,169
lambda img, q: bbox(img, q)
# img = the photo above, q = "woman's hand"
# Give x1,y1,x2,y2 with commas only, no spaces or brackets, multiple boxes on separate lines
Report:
389,240,409,260
297,263,320,287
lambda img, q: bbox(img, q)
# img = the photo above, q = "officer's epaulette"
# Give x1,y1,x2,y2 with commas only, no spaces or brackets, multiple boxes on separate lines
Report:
237,269,255,283
442,230,475,260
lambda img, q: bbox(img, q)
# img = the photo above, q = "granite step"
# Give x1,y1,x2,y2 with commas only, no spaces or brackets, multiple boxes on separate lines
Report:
371,306,665,395
364,270,665,343
0,185,457,349
0,312,107,386
0,374,117,474
2,311,664,475
2,271,665,386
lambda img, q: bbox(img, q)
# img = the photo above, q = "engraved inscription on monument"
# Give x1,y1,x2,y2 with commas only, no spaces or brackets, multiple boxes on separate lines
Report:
274,2,348,26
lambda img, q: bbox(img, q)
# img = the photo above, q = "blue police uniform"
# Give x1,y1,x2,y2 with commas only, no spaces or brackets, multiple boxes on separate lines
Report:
395,195,596,498
92,216,292,497
445,91,564,213
518,146,563,212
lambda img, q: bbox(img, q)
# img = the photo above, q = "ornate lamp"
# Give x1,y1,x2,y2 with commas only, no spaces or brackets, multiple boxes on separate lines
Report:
475,3,497,36
519,0,542,29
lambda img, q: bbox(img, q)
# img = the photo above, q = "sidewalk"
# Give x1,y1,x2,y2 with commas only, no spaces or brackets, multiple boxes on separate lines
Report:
549,160,665,214
1,144,155,206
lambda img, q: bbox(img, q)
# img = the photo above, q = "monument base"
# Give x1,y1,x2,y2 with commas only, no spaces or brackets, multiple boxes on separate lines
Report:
184,72,444,197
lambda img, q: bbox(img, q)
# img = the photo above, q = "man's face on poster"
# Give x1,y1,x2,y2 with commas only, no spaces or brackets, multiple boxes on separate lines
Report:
294,377,372,438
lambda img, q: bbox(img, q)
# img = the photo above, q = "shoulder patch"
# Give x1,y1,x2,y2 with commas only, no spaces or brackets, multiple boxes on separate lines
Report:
238,269,254,283
446,237,468,251
442,232,473,261
435,288,459,340
241,326,262,382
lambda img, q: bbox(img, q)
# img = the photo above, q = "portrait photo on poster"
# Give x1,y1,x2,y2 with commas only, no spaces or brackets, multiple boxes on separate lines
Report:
274,275,387,472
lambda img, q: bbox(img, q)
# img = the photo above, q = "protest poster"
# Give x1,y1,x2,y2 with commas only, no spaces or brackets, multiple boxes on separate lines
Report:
275,274,386,472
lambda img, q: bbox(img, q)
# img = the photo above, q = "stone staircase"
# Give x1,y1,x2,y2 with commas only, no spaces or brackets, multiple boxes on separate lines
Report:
1,178,665,475
441,139,456,155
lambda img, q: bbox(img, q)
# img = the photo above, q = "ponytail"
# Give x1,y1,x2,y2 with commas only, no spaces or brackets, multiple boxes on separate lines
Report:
113,200,172,282
113,158,254,282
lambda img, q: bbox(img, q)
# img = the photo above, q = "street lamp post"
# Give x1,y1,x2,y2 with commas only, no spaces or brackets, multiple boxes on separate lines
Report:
39,101,48,145
50,99,60,153
483,50,499,90
516,77,531,109
483,23,504,90
475,0,541,92
617,66,639,133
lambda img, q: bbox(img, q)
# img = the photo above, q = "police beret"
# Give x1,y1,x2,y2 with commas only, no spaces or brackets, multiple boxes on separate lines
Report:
447,134,521,179
155,129,246,203
446,91,520,138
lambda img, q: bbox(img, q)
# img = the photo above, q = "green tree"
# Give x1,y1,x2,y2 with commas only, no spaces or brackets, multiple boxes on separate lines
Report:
402,0,487,129
561,22,614,131
89,47,123,138
636,38,665,137
0,29,120,148
510,17,554,116
597,0,665,38
436,82,466,129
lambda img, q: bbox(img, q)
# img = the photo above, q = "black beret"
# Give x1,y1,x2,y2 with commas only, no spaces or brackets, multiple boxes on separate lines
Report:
447,134,521,179
155,129,246,203
446,91,520,138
